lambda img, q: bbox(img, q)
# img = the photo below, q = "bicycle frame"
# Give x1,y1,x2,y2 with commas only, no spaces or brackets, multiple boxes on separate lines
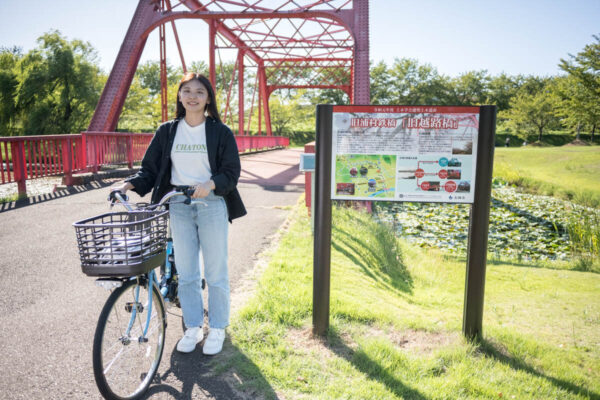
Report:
97,187,205,343
123,272,160,342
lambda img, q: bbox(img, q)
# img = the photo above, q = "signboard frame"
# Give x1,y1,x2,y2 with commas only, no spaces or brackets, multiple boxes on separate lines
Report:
313,104,497,340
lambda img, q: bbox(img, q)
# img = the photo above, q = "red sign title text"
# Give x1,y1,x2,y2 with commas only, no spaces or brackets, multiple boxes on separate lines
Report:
403,117,459,130
350,118,397,128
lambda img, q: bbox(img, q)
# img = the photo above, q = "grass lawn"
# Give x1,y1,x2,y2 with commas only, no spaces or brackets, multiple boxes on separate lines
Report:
216,203,599,399
493,146,600,207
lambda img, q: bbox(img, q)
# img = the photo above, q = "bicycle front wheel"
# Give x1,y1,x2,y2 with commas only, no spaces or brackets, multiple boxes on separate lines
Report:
93,278,166,400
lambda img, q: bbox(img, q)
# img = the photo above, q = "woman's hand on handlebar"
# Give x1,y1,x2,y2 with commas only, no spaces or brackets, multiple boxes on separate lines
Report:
108,181,134,206
191,180,215,199
111,181,134,194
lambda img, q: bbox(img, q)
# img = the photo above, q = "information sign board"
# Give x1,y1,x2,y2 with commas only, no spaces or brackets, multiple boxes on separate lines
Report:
331,105,480,203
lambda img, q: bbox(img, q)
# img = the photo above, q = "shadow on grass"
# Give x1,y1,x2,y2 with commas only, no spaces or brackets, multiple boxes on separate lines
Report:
324,328,430,400
143,337,279,400
332,225,414,295
477,338,600,400
487,256,600,274
447,253,600,274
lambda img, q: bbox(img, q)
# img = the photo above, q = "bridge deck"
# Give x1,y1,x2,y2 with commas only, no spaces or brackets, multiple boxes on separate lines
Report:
0,148,304,399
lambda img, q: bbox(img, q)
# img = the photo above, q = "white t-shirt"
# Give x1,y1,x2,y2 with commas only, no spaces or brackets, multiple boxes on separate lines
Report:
170,119,212,186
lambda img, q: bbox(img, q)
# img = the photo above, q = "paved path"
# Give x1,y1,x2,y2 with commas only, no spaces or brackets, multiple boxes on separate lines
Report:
0,148,304,399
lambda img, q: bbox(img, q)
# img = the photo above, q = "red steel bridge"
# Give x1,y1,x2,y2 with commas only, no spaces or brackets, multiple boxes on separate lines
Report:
91,0,370,134
0,0,370,197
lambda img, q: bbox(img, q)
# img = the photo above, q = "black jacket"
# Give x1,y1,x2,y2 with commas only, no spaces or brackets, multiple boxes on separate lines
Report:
126,117,247,222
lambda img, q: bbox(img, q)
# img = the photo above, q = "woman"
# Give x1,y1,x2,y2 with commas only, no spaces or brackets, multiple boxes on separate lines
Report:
112,72,246,355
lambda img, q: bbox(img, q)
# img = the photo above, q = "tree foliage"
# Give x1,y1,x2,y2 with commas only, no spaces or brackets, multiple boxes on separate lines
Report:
135,60,180,96
502,89,558,141
385,58,450,104
15,31,103,135
117,76,158,132
557,34,600,141
0,47,21,135
2,32,599,144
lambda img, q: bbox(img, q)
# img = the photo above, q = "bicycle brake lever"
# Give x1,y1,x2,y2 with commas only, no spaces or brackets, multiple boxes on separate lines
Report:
181,186,195,205
108,190,128,208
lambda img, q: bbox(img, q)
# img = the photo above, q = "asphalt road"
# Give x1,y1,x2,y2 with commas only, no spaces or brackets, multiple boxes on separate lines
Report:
0,148,304,400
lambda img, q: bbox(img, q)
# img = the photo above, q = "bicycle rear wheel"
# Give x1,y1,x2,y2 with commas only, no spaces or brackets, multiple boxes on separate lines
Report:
93,278,166,400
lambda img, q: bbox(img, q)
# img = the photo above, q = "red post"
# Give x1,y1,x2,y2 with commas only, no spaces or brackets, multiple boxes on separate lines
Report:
80,132,88,171
127,134,134,169
209,20,216,89
238,49,245,135
258,64,272,136
304,141,315,212
257,79,262,136
62,139,74,186
159,19,169,122
90,135,99,173
12,140,27,198
353,0,370,104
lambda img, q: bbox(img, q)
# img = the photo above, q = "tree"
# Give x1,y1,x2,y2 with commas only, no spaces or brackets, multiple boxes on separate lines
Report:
559,35,600,142
135,60,180,96
552,75,600,141
15,30,103,135
117,76,158,132
268,91,312,136
0,46,22,136
449,70,490,105
560,35,600,96
386,58,451,105
502,88,558,142
487,73,523,111
370,60,394,105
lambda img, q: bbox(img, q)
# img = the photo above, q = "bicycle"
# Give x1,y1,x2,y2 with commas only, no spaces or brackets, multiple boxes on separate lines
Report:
73,186,204,400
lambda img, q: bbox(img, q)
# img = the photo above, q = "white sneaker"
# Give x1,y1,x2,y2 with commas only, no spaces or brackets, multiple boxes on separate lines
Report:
177,327,203,353
202,328,225,355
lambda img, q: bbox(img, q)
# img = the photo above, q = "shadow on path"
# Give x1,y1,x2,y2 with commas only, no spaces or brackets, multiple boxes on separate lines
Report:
0,180,115,213
143,338,278,400
239,164,304,193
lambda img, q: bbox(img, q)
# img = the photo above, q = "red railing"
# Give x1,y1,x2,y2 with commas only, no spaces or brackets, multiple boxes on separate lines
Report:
0,134,86,195
237,135,289,153
1,132,289,197
85,132,153,173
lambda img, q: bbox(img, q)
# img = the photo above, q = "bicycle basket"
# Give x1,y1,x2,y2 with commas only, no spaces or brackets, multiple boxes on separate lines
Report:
73,210,168,277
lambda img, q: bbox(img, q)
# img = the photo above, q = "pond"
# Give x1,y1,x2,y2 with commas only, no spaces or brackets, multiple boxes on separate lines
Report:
374,185,598,261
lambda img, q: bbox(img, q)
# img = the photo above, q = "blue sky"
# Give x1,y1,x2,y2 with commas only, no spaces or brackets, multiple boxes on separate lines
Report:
0,0,598,77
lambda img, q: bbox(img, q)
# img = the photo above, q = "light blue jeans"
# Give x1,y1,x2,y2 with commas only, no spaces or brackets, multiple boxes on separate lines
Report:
169,192,229,329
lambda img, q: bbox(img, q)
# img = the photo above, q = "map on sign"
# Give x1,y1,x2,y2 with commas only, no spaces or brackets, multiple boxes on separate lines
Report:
335,154,396,198
330,105,479,203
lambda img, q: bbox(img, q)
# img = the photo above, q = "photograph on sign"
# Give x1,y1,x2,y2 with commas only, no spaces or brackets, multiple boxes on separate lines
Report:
331,105,480,203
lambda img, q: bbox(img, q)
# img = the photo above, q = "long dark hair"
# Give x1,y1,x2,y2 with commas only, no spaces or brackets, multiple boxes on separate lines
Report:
175,72,221,122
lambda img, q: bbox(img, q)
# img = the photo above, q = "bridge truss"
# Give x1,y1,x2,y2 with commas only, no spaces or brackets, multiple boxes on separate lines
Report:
88,0,370,136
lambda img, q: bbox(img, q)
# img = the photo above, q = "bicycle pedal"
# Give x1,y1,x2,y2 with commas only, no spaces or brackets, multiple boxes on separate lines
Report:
138,336,149,343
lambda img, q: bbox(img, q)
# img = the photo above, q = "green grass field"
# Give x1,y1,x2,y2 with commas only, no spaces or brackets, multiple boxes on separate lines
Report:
493,146,600,207
214,204,599,399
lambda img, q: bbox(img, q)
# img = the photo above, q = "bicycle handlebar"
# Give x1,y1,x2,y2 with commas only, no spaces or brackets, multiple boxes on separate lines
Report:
109,185,205,211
